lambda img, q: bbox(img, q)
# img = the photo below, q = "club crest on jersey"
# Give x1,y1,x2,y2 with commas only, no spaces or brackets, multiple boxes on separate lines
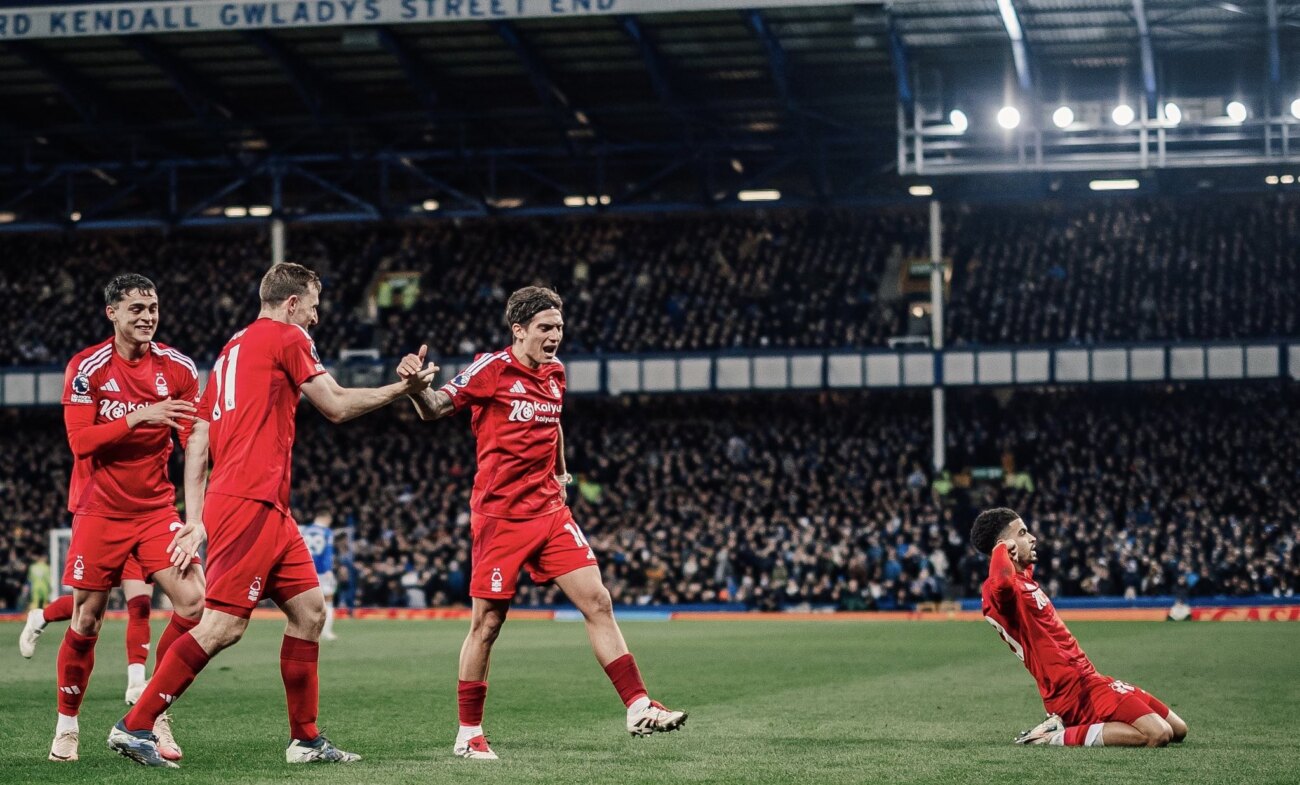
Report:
155,372,169,397
247,577,263,603
72,555,85,581
490,568,503,594
548,378,561,398
310,343,320,362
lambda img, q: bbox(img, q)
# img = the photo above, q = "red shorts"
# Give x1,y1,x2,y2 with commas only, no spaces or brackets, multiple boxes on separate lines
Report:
64,508,192,591
1049,674,1171,727
203,494,318,618
470,506,597,599
121,555,146,584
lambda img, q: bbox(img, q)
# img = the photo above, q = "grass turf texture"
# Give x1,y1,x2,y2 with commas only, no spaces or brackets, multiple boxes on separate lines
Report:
2,618,1296,784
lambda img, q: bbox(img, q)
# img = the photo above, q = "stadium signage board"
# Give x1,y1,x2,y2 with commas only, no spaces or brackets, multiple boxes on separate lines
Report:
0,0,865,40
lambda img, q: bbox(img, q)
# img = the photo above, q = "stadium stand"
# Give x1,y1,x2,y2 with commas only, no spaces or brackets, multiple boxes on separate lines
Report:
3,384,1295,610
5,195,1299,368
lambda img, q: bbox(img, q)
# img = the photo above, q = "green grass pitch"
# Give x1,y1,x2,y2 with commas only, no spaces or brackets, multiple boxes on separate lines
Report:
2,617,1297,784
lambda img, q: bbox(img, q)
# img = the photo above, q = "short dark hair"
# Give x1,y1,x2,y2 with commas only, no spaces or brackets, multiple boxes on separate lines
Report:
505,286,563,329
260,262,321,306
104,273,156,306
970,507,1021,555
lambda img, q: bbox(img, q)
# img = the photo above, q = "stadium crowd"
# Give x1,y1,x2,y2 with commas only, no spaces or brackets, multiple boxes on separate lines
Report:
2,384,1295,611
5,194,1300,368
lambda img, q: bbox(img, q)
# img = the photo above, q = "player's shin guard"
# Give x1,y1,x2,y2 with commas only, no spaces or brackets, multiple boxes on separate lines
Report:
280,636,320,741
124,633,210,732
44,594,74,623
155,613,200,665
125,596,152,667
56,629,98,716
458,680,488,727
603,653,649,707
1053,724,1105,747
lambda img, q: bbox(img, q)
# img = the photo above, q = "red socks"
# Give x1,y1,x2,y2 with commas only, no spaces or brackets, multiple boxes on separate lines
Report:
124,633,210,732
43,594,74,623
458,680,488,726
155,613,200,665
125,596,152,666
1058,723,1105,747
56,629,97,716
280,636,321,742
602,653,649,707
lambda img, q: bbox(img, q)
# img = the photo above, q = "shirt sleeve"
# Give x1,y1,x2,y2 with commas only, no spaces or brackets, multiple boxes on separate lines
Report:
439,355,501,412
986,542,1017,594
280,327,327,389
64,401,131,459
174,362,202,449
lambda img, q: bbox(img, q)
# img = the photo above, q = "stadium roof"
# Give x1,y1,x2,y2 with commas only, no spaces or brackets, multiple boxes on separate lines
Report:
1,0,1297,229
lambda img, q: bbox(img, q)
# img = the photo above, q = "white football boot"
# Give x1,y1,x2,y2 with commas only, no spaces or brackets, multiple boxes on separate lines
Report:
1015,713,1064,745
453,734,498,760
627,700,688,737
48,729,79,762
19,609,47,658
286,734,361,763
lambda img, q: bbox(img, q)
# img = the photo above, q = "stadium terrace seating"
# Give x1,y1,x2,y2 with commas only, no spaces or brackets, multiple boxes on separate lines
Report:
2,384,1295,610
6,193,1298,369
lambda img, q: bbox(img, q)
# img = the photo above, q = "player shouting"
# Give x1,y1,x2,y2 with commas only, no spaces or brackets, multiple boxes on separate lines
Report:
50,274,206,763
398,286,686,761
108,262,438,768
971,507,1189,747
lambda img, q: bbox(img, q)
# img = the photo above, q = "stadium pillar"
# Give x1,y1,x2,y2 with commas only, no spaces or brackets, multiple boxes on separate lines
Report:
930,200,946,473
271,218,286,267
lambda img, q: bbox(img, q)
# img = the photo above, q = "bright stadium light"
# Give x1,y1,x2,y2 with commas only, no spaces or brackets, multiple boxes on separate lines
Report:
1163,102,1182,126
70,211,82,222
421,199,440,211
563,196,586,207
224,206,247,218
0,211,15,224
1089,178,1140,191
1052,106,1074,129
1282,174,1296,184
1226,101,1247,123
908,185,934,197
1266,175,1280,185
248,205,272,217
1112,104,1135,126
949,109,969,134
996,106,1021,130
738,189,781,202
1291,99,1300,119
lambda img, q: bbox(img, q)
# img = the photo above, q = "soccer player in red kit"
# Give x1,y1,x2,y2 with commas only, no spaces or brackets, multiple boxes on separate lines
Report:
21,556,161,705
971,508,1189,747
398,286,686,760
50,274,207,763
109,262,437,768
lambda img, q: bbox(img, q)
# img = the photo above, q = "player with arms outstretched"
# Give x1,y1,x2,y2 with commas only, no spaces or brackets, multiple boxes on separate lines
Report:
108,262,438,768
299,513,339,641
398,286,686,760
48,274,206,763
971,507,1189,747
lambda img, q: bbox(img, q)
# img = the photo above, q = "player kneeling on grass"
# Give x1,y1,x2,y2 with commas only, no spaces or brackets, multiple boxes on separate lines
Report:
972,508,1189,747
398,286,687,761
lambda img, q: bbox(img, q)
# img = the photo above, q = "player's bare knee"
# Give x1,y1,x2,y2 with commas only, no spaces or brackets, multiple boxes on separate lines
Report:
1144,720,1174,747
579,587,614,621
1168,716,1188,742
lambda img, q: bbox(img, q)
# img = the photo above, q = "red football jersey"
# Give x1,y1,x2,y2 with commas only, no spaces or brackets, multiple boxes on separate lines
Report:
198,318,326,513
62,339,200,516
981,543,1097,704
441,347,566,520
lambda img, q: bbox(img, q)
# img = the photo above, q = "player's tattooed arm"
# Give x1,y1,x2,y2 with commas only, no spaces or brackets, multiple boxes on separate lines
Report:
406,387,456,421
397,345,455,421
